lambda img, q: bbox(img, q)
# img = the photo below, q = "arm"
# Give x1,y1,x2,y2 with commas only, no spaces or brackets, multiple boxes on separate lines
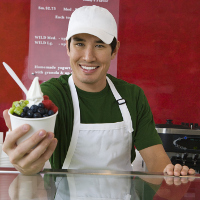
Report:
139,144,195,176
139,144,171,172
2,109,57,175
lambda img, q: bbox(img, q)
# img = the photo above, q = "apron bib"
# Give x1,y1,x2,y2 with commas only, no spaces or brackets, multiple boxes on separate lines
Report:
62,76,134,171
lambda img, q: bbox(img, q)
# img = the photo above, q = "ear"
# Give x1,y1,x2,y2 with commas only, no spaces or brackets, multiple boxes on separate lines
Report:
66,40,70,56
111,41,120,60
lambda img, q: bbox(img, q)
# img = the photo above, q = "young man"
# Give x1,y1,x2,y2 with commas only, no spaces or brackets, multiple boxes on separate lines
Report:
3,5,195,176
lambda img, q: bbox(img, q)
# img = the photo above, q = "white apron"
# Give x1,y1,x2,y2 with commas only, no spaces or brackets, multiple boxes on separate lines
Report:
62,76,134,171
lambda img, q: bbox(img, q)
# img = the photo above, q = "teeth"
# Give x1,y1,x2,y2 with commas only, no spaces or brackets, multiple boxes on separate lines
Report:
81,66,97,70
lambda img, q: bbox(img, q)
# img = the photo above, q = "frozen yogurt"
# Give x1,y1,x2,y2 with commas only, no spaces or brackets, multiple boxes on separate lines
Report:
26,77,44,107
9,77,58,118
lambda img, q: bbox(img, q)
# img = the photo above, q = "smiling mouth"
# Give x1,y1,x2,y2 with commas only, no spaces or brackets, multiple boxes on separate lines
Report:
80,65,99,70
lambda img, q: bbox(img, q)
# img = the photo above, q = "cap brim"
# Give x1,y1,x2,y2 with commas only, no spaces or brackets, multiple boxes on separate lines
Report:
66,27,114,44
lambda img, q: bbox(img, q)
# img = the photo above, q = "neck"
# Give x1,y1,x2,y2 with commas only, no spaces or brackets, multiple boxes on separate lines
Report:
72,75,107,92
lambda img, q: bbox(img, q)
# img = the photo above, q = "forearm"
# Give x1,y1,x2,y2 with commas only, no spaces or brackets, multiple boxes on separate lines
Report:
146,153,171,172
139,144,171,172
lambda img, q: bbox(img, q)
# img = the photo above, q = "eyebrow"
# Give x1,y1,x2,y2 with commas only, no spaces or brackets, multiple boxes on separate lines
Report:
72,37,105,44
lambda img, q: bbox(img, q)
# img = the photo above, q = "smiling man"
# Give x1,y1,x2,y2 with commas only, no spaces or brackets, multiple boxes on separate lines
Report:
3,5,195,176
66,34,119,92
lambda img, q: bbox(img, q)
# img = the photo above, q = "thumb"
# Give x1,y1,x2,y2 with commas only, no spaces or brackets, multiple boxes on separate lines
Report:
3,109,12,131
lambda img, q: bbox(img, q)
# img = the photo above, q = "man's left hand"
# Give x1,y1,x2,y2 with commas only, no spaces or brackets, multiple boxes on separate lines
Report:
163,164,195,176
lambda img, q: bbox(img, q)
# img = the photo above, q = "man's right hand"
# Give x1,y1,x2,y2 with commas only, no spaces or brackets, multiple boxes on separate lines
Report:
2,109,58,175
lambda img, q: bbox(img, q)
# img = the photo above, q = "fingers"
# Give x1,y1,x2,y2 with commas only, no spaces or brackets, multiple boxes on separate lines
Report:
31,138,57,169
2,124,31,154
3,109,11,130
39,138,58,162
179,165,189,176
21,132,57,167
16,133,57,175
174,165,195,176
188,168,196,175
173,164,183,176
9,129,48,164
163,163,196,177
163,163,174,176
14,137,57,175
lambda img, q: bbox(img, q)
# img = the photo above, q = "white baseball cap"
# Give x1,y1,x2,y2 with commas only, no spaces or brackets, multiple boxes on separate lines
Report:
66,5,117,44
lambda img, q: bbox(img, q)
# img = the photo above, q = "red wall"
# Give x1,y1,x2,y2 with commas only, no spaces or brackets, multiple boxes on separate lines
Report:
0,0,200,135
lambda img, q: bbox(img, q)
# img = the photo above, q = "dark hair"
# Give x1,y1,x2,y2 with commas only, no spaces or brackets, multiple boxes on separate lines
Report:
67,37,117,55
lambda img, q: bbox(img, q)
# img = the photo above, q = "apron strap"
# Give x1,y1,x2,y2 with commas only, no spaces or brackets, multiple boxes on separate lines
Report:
106,77,134,133
63,75,81,168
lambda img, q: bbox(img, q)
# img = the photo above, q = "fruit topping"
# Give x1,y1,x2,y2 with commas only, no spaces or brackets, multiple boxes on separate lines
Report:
42,97,58,113
42,99,52,110
43,95,49,100
48,110,54,116
9,95,58,118
9,100,29,115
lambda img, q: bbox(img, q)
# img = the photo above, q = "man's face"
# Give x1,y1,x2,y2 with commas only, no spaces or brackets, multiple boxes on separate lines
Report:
66,33,119,92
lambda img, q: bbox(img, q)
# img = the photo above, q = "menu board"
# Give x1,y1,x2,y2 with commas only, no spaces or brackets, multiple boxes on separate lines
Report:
28,0,119,81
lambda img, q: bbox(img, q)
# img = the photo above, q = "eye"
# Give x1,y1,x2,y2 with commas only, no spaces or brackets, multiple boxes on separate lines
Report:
75,43,84,47
96,44,104,48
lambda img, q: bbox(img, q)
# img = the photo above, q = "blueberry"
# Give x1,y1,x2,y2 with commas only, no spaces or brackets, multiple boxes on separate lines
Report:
27,110,33,118
33,113,42,118
13,113,20,117
23,106,29,113
48,110,54,116
37,108,45,115
20,112,27,118
30,105,38,113
43,114,49,117
38,103,44,108
44,108,48,114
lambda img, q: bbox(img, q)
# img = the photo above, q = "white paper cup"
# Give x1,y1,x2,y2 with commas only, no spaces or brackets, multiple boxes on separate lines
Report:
8,111,58,145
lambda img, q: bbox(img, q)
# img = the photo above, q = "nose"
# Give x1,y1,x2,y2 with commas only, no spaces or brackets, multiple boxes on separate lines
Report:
82,46,96,62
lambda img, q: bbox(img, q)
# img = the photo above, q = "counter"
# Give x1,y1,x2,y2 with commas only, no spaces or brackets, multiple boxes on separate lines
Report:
0,168,200,200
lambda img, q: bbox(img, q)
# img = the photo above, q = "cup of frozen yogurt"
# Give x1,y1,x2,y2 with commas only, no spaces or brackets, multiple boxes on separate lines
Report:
8,77,58,145
9,111,58,145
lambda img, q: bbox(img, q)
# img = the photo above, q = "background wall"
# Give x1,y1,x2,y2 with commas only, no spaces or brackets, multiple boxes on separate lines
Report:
0,0,200,136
